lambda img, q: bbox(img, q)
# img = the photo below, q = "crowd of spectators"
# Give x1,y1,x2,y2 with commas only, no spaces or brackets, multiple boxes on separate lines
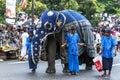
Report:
0,24,20,47
93,18,120,53
0,12,39,60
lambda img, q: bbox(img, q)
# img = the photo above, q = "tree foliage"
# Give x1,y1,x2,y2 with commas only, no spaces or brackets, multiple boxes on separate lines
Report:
40,0,68,11
64,0,79,11
98,0,120,14
0,0,120,25
25,1,47,16
0,0,6,24
16,0,47,17
77,0,97,19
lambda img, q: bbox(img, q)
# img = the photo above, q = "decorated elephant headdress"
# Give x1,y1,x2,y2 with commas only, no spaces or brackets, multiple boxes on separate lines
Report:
36,10,66,42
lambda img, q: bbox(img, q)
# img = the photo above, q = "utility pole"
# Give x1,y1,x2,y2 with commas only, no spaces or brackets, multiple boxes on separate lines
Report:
49,0,52,10
32,0,34,28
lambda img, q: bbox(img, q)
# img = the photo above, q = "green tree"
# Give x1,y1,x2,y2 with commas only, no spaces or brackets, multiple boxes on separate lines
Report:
1,0,120,24
76,0,106,26
64,0,79,11
77,0,96,18
25,1,47,16
98,0,120,15
40,0,79,11
16,0,47,17
0,0,6,24
115,8,120,16
40,0,68,11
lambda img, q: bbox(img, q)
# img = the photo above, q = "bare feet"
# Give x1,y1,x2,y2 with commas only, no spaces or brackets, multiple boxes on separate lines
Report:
101,73,106,77
32,69,36,73
68,72,78,75
106,73,110,77
72,72,78,75
68,72,72,76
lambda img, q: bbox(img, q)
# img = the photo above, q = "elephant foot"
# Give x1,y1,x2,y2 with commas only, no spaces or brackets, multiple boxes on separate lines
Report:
63,69,69,73
85,65,92,70
46,68,56,74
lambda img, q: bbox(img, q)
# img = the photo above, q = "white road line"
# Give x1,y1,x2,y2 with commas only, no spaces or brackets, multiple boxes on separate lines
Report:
8,61,120,67
113,63,120,66
8,61,28,64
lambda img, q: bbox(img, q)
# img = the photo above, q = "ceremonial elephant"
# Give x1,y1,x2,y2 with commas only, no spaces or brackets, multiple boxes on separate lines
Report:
31,10,95,73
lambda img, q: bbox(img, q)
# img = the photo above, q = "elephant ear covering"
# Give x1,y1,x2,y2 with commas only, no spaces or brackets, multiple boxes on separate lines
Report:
55,12,66,32
61,10,95,57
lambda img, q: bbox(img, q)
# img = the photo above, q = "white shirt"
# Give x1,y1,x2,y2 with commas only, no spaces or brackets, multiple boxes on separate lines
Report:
95,33,101,44
21,32,29,46
16,21,24,27
115,31,120,41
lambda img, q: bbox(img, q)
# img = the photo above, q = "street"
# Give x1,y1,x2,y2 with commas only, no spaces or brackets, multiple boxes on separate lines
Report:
0,53,120,80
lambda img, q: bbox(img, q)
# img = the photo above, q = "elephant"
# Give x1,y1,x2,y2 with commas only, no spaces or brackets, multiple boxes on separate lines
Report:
31,10,95,73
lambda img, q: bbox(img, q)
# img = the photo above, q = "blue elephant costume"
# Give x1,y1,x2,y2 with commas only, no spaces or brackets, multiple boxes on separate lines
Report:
31,10,95,73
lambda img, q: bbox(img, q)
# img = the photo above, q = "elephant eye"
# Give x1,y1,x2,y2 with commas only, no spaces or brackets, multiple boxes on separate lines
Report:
36,21,42,28
44,22,52,30
46,23,51,29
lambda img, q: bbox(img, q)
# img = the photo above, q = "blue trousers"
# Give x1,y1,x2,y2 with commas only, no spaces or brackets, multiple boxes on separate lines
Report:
68,54,79,72
28,54,37,69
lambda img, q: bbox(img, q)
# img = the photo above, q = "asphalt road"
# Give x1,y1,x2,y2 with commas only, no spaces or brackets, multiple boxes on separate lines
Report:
0,53,120,80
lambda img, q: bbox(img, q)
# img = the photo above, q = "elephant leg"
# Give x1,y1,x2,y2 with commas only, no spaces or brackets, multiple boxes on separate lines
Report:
58,28,69,73
85,57,93,70
80,51,93,70
62,63,69,73
46,35,56,73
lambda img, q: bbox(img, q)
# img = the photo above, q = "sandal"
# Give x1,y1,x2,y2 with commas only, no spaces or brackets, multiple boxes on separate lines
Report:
101,73,106,77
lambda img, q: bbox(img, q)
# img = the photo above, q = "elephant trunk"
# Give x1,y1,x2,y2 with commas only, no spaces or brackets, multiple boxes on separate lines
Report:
32,29,42,64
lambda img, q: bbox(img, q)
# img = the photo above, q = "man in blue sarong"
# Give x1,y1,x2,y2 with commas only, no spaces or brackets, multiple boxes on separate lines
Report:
62,26,84,75
26,29,37,73
101,28,117,77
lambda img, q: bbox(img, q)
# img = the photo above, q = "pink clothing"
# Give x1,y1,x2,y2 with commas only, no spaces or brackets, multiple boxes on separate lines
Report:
111,30,115,36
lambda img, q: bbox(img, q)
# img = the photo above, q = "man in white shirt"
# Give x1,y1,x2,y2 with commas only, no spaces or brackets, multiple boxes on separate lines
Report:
20,29,29,60
115,28,120,51
94,30,101,53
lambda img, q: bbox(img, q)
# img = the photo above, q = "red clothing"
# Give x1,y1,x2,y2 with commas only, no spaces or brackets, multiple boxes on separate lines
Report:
111,30,115,36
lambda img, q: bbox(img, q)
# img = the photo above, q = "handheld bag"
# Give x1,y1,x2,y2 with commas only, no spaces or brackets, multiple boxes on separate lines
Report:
93,55,103,72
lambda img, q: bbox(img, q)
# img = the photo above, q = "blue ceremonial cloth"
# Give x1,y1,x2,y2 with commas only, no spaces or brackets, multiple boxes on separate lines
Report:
101,36,117,58
26,37,37,69
66,32,80,72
